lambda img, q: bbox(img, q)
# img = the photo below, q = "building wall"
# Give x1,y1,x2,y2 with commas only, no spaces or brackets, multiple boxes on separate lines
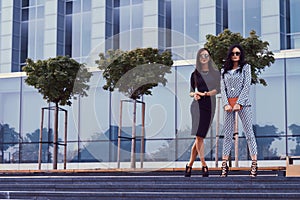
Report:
0,0,14,73
0,0,300,167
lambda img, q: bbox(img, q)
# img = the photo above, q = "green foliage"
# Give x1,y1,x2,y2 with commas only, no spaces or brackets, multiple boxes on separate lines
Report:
23,56,92,106
96,48,173,99
205,29,275,86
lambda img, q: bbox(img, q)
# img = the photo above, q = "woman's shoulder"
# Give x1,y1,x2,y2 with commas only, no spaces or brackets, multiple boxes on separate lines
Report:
190,70,197,78
243,63,250,67
241,63,251,70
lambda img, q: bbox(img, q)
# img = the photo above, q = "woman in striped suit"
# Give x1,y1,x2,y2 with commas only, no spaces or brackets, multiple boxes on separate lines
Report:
220,44,258,177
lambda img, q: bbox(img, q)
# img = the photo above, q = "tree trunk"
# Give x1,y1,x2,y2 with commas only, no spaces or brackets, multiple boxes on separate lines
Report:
130,99,137,168
53,103,59,169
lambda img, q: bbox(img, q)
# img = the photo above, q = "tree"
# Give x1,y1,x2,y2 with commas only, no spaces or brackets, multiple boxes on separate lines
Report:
205,29,275,86
96,47,173,168
22,55,92,169
96,48,173,100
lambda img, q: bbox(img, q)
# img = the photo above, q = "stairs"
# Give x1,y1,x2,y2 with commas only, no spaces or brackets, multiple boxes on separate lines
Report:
0,169,299,199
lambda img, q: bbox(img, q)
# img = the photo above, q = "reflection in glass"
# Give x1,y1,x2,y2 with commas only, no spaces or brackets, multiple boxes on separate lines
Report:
286,58,300,156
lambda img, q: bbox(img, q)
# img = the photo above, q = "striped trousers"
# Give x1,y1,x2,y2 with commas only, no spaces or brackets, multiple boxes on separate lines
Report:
222,106,258,157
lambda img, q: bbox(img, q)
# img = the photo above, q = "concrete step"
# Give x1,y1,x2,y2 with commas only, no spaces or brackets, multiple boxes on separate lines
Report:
0,171,299,199
0,191,300,200
0,182,300,193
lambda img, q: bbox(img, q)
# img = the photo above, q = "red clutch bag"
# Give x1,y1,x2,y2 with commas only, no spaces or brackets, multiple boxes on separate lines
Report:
228,97,239,107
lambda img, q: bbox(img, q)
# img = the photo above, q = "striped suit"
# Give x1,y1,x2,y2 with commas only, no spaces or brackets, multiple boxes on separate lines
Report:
220,64,258,157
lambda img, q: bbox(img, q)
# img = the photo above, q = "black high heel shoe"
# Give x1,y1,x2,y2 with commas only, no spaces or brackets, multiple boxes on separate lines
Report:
250,160,258,177
184,164,192,177
202,166,209,177
220,160,229,177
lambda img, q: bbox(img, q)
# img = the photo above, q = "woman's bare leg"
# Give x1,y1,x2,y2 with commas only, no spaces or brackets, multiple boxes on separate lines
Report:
195,136,206,167
187,140,198,167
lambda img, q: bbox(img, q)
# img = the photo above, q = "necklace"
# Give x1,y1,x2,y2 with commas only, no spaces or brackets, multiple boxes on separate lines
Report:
200,71,209,75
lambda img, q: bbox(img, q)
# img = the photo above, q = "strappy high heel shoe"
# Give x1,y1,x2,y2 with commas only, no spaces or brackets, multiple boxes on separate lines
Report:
220,160,229,177
184,164,192,177
202,166,209,177
250,160,258,177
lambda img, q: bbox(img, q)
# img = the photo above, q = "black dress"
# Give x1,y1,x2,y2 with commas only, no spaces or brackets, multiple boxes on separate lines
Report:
190,70,220,138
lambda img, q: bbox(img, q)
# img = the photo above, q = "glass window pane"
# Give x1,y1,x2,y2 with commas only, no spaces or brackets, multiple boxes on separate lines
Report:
22,8,29,21
79,72,109,141
120,7,130,32
176,65,194,133
82,13,91,56
29,7,36,20
255,59,285,134
290,0,300,33
72,0,81,13
22,0,29,7
131,29,142,49
37,0,45,5
37,6,44,19
245,0,261,35
29,0,36,6
186,0,199,42
228,0,243,34
286,58,300,154
72,15,81,57
120,0,130,6
66,1,73,14
132,5,143,29
36,20,44,59
171,0,184,35
143,71,176,140
132,0,143,5
28,21,36,58
0,78,21,141
83,0,91,12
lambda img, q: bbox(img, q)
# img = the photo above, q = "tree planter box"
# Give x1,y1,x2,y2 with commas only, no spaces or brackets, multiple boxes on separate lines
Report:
286,156,300,177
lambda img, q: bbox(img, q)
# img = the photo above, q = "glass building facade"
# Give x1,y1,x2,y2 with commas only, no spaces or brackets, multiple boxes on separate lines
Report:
0,0,300,169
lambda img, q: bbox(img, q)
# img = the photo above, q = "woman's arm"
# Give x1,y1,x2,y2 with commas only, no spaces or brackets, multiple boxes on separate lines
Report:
205,89,217,96
236,64,251,106
220,69,229,107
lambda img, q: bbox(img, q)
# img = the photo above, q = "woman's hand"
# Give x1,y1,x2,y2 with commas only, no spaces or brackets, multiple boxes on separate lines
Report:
224,105,233,112
191,91,209,100
233,104,241,111
194,92,201,100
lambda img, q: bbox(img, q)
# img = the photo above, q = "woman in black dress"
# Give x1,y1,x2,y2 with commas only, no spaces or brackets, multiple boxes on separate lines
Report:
185,48,220,177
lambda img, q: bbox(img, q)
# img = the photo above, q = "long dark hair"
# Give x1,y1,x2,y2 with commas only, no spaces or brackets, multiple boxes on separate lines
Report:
222,44,247,78
193,48,218,88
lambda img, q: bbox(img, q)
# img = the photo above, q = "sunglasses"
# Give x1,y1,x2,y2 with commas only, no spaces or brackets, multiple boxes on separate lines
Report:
200,54,209,59
231,52,241,56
